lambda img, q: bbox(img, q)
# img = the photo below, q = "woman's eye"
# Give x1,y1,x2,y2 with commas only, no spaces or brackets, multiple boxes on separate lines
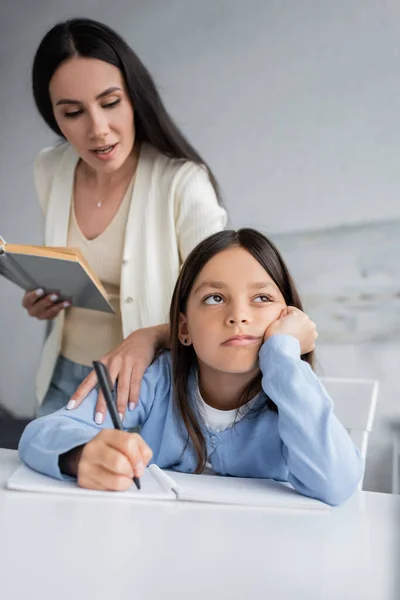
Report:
253,295,272,303
103,99,121,109
64,109,83,118
204,294,224,305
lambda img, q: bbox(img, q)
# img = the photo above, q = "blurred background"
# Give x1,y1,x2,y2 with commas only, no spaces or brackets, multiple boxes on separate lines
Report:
1,0,399,492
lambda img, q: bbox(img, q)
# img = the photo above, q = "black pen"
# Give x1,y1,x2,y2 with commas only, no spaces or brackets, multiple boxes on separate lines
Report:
92,361,141,490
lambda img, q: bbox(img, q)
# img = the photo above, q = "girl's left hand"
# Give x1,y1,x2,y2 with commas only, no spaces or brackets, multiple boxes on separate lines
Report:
263,306,318,354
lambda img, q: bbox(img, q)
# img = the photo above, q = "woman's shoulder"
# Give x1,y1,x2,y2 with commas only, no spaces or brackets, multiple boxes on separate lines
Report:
33,143,77,213
143,142,207,186
34,142,72,174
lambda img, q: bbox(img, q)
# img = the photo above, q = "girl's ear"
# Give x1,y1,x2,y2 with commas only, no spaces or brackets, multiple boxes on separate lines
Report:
178,313,192,346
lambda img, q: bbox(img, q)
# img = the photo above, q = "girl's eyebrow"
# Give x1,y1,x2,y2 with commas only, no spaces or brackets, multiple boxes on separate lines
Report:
56,86,122,106
193,281,277,294
193,281,226,294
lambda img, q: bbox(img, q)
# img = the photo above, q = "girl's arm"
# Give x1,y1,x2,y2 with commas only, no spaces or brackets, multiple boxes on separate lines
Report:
260,334,364,506
19,354,170,481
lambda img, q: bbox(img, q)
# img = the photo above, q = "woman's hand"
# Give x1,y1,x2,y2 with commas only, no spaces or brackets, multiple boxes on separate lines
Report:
264,306,318,354
60,430,153,491
22,289,70,320
68,324,170,422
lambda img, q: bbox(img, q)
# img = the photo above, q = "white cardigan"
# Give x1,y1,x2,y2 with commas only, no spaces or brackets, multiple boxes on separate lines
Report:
34,142,227,404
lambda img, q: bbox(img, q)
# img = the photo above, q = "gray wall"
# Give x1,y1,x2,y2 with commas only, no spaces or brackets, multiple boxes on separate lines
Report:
1,1,399,492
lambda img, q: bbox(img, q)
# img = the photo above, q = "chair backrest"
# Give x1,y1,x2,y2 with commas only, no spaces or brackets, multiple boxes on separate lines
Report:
320,377,379,489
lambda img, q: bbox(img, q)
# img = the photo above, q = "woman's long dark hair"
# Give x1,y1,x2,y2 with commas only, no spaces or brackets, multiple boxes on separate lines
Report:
32,18,222,204
169,228,315,473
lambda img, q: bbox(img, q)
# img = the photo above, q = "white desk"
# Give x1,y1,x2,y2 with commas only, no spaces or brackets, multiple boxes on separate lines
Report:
0,449,399,600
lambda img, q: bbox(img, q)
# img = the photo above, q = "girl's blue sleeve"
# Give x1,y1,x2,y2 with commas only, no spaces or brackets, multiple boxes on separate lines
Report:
260,335,364,506
18,354,170,480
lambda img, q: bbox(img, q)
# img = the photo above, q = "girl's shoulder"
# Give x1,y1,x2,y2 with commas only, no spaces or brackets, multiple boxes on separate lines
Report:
139,350,174,406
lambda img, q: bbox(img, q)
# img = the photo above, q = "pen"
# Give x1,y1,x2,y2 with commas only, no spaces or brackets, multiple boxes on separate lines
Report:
92,361,141,490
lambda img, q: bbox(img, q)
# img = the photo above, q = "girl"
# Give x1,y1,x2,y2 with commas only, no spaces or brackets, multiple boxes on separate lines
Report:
19,229,363,506
23,18,227,418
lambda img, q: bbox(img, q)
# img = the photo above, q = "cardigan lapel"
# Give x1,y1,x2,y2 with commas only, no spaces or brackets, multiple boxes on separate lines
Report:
45,144,79,247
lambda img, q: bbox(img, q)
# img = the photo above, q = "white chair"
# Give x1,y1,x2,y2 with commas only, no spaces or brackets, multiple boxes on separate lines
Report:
320,377,379,490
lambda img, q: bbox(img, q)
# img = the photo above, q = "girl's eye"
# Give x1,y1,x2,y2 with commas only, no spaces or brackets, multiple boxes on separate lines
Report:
203,294,224,305
253,294,273,303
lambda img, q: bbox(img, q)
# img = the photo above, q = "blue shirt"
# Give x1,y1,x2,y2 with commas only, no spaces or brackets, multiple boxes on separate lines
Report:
19,335,364,506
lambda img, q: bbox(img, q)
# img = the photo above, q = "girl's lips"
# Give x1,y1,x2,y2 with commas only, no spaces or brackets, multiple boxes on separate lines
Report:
221,336,261,347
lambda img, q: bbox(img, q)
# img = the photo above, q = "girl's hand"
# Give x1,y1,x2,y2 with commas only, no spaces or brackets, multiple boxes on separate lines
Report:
264,306,318,354
68,324,169,423
74,430,152,491
22,289,70,320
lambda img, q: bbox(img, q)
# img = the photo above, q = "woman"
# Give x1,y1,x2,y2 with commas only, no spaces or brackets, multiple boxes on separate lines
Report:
24,18,227,418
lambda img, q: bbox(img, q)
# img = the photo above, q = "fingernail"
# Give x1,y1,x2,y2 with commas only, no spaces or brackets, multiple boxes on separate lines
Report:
63,301,70,308
50,294,58,302
129,402,135,411
66,399,76,410
35,288,44,297
95,412,104,425
118,412,123,421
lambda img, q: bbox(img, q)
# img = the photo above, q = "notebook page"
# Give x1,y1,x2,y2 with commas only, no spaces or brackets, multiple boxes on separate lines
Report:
7,464,176,501
168,471,331,511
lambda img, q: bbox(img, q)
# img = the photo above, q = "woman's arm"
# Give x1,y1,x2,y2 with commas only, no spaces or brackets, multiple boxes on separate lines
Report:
259,335,364,506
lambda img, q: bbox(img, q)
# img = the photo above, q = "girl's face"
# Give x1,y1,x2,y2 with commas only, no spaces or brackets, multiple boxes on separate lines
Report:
180,247,287,376
49,57,135,174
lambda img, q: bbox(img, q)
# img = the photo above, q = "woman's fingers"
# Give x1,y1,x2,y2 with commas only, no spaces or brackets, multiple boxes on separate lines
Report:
68,370,98,409
116,362,134,414
23,289,70,320
22,288,45,308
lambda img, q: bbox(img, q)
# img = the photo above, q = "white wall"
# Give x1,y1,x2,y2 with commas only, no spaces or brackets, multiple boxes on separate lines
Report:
1,0,399,491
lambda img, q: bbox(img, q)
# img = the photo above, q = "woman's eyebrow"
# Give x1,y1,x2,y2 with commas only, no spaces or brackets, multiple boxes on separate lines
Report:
56,86,122,106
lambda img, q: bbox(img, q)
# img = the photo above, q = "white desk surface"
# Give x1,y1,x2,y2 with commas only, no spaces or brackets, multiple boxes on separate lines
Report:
0,449,399,600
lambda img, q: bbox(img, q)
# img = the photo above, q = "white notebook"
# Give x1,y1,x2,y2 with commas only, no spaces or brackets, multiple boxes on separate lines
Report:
6,464,331,511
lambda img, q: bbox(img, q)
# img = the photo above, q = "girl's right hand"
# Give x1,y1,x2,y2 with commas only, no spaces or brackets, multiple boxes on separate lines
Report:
76,430,152,491
263,306,318,354
22,289,70,320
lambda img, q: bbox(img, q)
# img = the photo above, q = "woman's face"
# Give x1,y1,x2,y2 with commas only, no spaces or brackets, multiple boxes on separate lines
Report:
49,57,135,173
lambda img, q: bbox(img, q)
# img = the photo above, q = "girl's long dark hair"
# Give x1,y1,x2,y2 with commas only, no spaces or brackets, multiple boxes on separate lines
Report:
169,228,315,473
32,18,222,204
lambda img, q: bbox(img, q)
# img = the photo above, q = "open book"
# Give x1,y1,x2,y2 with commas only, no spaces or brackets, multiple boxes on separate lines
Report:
6,463,331,511
0,236,114,313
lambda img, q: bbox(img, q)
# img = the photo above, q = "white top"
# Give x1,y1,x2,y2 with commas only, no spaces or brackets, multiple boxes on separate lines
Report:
33,142,227,403
197,388,260,433
0,449,398,600
196,384,260,472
